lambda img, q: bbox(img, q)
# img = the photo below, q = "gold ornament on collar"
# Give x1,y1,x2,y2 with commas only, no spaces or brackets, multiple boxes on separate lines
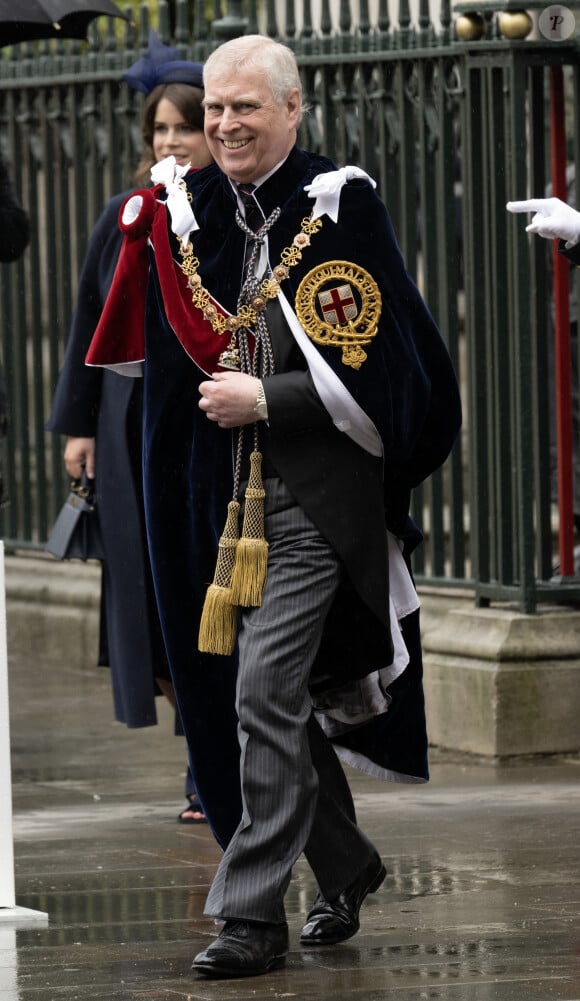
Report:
177,215,323,343
295,261,382,369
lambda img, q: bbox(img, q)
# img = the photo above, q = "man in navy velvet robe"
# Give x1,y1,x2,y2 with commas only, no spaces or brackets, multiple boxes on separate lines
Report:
92,33,462,979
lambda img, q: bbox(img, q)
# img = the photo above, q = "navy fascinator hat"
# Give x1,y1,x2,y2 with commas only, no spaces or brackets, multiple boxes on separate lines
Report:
124,29,203,95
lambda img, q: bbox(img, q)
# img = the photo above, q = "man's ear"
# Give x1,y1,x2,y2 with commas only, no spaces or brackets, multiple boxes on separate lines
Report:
286,87,302,127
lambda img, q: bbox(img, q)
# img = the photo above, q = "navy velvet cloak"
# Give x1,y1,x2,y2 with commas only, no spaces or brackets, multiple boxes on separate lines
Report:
139,147,461,847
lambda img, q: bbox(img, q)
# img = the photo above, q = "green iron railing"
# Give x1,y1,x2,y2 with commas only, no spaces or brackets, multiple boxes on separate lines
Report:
0,0,579,611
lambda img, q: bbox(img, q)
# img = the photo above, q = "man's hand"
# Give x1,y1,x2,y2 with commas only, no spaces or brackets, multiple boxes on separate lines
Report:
506,197,580,248
199,371,262,428
63,437,96,479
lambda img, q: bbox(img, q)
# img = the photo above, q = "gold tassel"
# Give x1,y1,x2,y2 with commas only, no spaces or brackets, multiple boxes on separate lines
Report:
198,584,238,655
198,500,240,655
230,450,269,607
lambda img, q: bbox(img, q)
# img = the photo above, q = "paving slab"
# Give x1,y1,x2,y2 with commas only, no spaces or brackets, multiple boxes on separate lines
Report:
3,648,580,1000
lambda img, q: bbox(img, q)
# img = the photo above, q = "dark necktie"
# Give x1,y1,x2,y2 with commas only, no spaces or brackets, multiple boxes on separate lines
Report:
237,182,263,233
237,183,264,281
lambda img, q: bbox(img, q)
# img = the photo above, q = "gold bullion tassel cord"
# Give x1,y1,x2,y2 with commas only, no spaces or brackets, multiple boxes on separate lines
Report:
198,499,241,655
230,450,268,607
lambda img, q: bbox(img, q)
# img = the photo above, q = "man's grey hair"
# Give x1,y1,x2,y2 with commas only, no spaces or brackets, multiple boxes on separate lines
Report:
203,34,303,109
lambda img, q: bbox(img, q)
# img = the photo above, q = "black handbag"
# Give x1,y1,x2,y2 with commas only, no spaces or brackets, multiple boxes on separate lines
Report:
45,470,105,561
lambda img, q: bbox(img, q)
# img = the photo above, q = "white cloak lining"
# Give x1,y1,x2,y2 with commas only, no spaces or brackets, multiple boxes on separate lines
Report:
313,532,420,737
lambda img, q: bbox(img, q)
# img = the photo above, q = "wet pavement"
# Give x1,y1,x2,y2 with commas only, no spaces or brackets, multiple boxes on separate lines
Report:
4,647,580,999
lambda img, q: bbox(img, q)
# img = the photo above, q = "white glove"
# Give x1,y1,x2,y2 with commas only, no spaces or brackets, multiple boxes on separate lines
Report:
506,197,580,249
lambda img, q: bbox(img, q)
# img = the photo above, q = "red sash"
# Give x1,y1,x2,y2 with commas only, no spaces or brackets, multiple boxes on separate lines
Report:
86,186,238,376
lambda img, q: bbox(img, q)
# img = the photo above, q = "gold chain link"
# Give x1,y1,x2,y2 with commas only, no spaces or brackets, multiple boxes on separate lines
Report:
178,214,323,336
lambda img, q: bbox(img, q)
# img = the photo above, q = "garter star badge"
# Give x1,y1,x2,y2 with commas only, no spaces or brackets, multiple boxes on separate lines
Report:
295,261,381,369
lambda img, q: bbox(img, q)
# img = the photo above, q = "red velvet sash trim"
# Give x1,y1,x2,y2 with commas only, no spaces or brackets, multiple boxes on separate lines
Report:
86,189,240,377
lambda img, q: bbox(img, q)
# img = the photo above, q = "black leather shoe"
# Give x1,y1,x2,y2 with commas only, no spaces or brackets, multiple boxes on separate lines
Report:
192,919,289,978
300,856,387,946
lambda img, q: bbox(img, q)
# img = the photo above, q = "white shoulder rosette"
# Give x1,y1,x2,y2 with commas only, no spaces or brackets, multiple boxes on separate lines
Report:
150,155,199,248
303,165,376,222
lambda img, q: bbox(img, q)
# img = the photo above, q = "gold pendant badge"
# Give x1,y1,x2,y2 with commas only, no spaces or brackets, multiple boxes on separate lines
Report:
295,261,382,369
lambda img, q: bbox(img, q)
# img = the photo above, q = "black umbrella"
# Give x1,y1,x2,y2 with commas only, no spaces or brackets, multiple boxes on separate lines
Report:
0,0,129,47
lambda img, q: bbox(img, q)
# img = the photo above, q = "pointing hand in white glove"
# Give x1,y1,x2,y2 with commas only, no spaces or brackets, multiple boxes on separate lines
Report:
506,197,580,249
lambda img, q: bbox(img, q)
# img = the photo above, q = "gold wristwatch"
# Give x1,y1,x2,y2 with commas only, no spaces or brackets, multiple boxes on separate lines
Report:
254,381,269,422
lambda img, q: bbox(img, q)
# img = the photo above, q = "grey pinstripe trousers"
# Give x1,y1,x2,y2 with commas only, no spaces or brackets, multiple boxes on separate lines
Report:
204,477,378,924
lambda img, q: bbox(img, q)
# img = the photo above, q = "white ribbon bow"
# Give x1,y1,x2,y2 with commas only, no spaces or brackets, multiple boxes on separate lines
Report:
303,166,377,222
150,155,199,246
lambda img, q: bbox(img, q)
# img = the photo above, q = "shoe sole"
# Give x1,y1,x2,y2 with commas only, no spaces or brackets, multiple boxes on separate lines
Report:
300,861,387,946
193,954,287,978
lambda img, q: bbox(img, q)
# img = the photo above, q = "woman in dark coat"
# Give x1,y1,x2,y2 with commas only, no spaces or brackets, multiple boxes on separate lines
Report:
46,32,213,822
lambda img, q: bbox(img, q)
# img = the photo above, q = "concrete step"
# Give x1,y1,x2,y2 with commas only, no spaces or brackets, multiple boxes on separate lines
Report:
4,552,101,668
